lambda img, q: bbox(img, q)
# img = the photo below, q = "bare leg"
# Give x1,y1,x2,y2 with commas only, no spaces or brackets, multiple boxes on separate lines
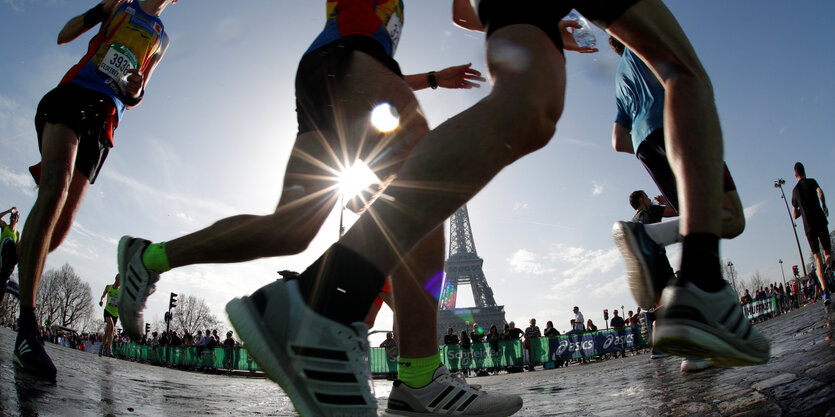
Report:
392,225,444,359
608,0,723,237
48,169,89,251
103,316,115,351
18,123,82,307
813,252,828,292
339,24,566,274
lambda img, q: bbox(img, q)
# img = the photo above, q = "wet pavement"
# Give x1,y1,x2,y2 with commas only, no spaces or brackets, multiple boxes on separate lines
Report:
0,301,832,416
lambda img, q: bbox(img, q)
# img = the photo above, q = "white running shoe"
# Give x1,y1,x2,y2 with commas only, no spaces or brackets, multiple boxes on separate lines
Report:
227,279,377,417
680,358,711,372
117,236,160,341
654,282,771,367
385,365,522,416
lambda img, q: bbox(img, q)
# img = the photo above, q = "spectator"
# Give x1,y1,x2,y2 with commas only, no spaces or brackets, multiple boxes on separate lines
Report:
626,310,636,327
586,320,598,332
223,331,237,371
501,324,512,341
523,318,541,371
573,306,585,332
470,323,485,343
543,321,559,337
508,321,523,340
487,324,500,351
610,310,626,330
443,327,459,345
459,331,471,376
741,289,753,304
181,329,193,346
169,330,182,346
194,330,204,346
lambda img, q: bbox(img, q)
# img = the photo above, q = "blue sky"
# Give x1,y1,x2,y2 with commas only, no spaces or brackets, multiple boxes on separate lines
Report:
1,0,833,343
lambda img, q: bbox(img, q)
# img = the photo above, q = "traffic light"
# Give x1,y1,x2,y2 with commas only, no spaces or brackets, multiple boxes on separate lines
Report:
164,311,171,322
169,292,178,309
792,265,799,276
145,323,150,334
603,309,609,321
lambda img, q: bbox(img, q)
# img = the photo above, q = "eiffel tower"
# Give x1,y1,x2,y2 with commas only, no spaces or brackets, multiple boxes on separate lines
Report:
436,205,506,344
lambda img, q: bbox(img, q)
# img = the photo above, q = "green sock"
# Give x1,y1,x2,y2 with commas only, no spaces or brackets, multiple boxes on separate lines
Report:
142,242,171,273
397,353,441,388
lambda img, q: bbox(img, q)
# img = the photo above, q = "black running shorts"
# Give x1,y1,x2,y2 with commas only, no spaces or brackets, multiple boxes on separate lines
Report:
805,224,832,255
34,83,117,185
636,129,737,213
295,37,403,135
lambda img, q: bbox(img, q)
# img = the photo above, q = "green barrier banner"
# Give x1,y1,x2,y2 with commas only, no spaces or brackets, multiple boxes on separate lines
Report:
111,328,648,374
111,344,261,372
742,296,778,320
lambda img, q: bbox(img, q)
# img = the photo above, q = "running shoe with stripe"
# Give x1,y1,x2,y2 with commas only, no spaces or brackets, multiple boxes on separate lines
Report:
385,365,522,416
117,236,160,341
226,279,377,417
612,221,669,309
654,281,770,367
13,326,57,379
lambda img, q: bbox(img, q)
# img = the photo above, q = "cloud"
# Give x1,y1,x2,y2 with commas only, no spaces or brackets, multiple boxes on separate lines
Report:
744,201,765,220
507,249,555,275
591,276,627,297
101,169,239,218
512,201,528,212
545,244,622,297
0,165,35,197
592,181,604,195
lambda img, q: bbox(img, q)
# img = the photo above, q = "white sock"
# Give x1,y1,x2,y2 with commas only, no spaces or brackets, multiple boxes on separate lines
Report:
644,219,681,246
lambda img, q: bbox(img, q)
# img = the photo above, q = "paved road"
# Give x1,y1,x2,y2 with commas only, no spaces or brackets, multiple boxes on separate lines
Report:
0,301,832,416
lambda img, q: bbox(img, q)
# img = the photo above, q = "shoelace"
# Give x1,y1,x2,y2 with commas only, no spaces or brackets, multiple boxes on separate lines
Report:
448,371,482,392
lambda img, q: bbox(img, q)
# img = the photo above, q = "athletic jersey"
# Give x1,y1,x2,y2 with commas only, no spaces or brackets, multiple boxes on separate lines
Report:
1,225,19,244
306,0,404,57
614,48,665,154
792,178,827,233
61,1,169,123
104,284,119,317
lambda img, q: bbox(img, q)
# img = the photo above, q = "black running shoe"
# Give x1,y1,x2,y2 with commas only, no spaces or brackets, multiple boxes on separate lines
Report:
13,327,57,379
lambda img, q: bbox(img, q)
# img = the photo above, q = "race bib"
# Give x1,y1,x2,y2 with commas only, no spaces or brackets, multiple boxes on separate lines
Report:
99,43,138,93
386,13,403,54
108,296,119,307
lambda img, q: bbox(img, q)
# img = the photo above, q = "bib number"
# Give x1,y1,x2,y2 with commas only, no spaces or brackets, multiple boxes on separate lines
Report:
99,43,138,93
386,14,403,54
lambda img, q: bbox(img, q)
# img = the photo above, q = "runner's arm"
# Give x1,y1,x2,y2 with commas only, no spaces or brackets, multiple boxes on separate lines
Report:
99,286,108,306
452,0,483,31
123,36,169,109
57,0,124,45
403,63,485,91
612,123,633,154
818,187,828,217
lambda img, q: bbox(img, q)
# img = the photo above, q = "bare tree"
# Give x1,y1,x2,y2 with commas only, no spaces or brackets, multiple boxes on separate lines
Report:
748,272,766,292
35,263,93,330
169,293,221,334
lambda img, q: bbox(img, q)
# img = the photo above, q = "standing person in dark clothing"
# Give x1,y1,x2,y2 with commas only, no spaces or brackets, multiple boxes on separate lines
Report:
792,162,832,306
443,327,459,345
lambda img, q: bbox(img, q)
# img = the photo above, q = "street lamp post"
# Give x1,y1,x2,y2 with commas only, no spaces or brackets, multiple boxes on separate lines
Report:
778,259,787,289
774,179,808,277
727,261,737,295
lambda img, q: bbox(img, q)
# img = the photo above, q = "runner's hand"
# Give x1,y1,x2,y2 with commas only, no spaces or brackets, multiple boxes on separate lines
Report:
559,20,598,54
99,300,104,307
435,63,486,89
124,69,144,98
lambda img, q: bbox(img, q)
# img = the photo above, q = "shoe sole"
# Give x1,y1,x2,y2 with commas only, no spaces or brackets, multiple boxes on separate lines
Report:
117,236,144,341
227,297,377,417
654,320,769,367
613,222,657,309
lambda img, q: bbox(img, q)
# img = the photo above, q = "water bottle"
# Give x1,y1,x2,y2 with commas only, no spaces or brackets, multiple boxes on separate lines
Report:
566,11,597,48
